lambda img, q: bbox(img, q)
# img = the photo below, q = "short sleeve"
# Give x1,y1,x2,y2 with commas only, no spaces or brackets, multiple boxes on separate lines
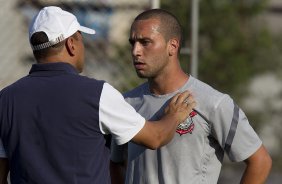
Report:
211,95,262,162
99,83,145,145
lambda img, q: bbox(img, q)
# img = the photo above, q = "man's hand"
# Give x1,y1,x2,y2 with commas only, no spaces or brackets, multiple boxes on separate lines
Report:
131,90,196,149
111,91,197,184
165,90,196,124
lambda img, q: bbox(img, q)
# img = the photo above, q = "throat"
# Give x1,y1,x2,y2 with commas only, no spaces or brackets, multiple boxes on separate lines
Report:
148,74,189,95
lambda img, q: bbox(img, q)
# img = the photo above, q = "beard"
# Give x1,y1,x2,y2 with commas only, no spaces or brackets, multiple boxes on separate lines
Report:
135,68,159,79
136,71,147,78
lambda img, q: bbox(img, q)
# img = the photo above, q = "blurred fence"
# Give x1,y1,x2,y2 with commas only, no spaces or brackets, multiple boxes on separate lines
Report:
0,0,152,92
1,1,281,183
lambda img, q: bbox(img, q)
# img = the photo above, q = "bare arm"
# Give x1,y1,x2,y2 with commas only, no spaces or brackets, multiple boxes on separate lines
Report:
0,158,8,184
240,145,272,184
131,91,196,149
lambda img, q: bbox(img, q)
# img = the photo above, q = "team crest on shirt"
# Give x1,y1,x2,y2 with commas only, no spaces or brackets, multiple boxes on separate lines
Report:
176,110,197,135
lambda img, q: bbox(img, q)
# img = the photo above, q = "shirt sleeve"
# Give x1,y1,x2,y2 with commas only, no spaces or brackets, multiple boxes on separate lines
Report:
211,95,262,162
0,139,7,158
99,83,145,145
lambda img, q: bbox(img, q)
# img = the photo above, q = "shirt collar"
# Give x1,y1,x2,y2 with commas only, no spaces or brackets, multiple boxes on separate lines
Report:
29,62,79,76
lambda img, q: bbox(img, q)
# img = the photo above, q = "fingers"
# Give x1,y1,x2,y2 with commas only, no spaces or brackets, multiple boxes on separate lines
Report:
165,90,196,124
171,91,192,105
183,95,194,106
169,90,196,112
186,96,196,111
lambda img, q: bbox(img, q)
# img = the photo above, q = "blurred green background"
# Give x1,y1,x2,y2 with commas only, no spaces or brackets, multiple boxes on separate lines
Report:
0,0,281,183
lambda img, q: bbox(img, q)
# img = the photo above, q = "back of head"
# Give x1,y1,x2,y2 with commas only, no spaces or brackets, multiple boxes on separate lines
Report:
29,6,96,60
30,32,66,60
134,9,182,47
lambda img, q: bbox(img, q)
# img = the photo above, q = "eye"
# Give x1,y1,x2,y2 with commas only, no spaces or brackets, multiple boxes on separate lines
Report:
140,40,150,46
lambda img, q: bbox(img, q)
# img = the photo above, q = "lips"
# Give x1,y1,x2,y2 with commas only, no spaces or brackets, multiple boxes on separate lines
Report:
133,61,145,70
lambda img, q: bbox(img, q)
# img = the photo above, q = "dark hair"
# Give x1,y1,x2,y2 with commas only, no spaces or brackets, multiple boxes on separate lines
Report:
134,9,183,49
30,32,66,60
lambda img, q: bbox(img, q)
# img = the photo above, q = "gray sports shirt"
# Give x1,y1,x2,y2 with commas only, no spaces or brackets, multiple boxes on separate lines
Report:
111,76,262,184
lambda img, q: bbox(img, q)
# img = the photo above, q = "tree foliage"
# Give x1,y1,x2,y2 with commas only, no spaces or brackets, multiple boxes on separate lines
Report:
162,0,274,98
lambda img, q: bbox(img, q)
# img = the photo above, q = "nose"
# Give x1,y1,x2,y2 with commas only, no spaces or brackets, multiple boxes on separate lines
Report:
132,42,141,57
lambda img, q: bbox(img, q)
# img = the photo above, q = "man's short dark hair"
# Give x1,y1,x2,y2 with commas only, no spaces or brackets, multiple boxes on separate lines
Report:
30,32,66,60
134,9,183,48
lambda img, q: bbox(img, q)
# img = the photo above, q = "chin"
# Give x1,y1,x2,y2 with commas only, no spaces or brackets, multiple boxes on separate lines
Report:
136,72,147,78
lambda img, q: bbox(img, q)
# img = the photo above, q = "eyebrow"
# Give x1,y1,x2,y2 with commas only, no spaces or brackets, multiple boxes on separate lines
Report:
128,37,150,43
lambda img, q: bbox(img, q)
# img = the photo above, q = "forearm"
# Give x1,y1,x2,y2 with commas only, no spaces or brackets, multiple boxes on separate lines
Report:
0,158,8,184
132,113,182,150
150,113,182,147
240,146,272,184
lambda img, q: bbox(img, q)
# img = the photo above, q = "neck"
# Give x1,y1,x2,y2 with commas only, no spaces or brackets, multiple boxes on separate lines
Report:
148,67,189,95
37,54,80,72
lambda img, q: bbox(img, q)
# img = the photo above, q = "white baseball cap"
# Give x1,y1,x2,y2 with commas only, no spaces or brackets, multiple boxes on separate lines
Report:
29,6,96,51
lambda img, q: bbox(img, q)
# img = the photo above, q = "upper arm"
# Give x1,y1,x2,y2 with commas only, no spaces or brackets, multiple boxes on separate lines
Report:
240,145,272,184
210,96,262,161
99,83,145,145
244,145,272,166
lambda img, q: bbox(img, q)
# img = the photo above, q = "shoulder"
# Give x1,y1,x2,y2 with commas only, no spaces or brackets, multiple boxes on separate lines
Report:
71,75,106,92
0,76,30,96
74,75,105,85
189,77,234,117
123,82,148,98
190,77,227,105
122,82,149,108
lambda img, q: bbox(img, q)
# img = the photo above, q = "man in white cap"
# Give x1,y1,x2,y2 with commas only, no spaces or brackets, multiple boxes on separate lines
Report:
0,6,196,184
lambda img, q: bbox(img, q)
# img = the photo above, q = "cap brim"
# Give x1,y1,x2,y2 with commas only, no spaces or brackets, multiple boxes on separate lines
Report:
79,26,96,35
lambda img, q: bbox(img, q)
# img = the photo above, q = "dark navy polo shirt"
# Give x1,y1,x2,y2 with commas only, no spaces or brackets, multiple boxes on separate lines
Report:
0,62,111,184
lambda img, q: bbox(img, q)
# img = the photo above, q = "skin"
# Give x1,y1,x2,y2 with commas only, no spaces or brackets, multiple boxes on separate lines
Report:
129,18,188,95
241,145,272,184
37,32,85,73
0,28,196,181
111,17,272,184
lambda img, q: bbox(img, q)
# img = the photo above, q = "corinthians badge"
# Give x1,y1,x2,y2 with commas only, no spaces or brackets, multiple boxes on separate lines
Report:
176,110,197,135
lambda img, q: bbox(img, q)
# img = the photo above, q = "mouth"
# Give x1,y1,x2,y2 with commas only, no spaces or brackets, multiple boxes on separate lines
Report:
133,60,145,70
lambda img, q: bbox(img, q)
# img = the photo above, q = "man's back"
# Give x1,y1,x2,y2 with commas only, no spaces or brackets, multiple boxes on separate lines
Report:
0,63,110,184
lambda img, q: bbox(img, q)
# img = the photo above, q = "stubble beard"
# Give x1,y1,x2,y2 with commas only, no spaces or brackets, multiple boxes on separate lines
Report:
135,68,159,79
136,71,148,79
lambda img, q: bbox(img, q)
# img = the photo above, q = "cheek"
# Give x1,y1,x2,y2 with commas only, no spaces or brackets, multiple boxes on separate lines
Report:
145,45,167,59
152,42,168,53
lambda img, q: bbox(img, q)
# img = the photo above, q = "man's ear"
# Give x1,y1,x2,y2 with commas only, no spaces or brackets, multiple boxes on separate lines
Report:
168,38,179,56
65,37,76,56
